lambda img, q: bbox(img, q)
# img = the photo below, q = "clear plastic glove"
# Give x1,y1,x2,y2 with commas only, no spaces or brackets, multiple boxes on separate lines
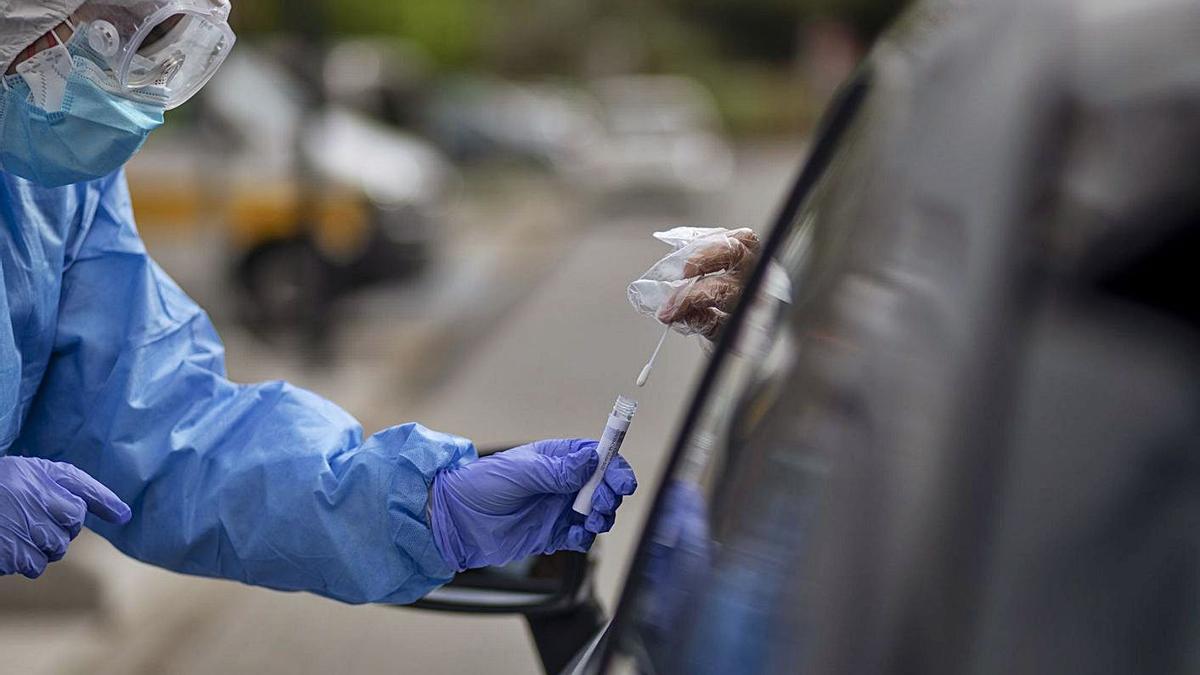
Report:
430,439,637,571
0,456,132,578
628,227,761,340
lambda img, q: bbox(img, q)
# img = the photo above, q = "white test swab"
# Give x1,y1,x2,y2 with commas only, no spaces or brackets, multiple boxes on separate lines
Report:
636,274,708,388
636,324,672,387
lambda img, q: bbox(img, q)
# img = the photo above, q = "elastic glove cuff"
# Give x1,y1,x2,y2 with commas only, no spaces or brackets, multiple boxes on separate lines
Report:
429,468,469,572
380,424,476,595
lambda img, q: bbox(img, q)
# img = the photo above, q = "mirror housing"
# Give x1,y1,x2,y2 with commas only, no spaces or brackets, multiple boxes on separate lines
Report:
413,549,592,616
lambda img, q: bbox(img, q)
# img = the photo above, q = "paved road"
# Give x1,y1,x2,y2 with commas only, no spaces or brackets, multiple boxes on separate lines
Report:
135,217,709,675
3,141,802,675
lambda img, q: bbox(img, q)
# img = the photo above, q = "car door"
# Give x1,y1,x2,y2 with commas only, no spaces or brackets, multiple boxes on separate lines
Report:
590,0,1200,672
581,61,879,672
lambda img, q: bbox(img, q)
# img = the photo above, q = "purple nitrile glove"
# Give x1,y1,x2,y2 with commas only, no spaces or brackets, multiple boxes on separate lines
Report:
430,438,637,571
0,457,131,578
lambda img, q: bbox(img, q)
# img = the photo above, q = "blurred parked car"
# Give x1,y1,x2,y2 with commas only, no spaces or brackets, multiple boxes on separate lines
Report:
578,75,734,199
322,37,433,131
127,47,451,329
421,76,601,171
403,0,1200,673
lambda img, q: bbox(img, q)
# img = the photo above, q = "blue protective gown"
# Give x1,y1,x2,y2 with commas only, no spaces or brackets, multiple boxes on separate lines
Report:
0,169,477,603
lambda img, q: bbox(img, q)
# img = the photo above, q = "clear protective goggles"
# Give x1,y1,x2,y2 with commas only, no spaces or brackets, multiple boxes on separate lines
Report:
70,0,236,110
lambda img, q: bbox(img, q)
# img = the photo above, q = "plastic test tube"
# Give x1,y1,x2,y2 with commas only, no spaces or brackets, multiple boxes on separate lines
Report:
572,395,638,516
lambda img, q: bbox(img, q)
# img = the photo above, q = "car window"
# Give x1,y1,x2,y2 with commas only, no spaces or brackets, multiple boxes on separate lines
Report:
601,71,876,674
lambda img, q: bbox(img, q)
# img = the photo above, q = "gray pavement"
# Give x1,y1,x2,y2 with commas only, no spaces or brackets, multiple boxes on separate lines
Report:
2,141,801,675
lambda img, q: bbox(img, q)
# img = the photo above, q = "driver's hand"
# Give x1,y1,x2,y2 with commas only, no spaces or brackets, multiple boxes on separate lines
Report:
657,229,760,340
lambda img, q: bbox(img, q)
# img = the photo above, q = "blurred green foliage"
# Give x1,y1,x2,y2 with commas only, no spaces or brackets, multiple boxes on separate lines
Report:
231,0,484,64
322,0,487,66
233,0,908,67
230,0,909,135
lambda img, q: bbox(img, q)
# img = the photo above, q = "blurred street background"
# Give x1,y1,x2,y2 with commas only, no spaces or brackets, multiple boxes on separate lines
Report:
2,0,907,672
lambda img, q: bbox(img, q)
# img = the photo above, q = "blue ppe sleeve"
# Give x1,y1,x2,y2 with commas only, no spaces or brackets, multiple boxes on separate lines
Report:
13,173,476,604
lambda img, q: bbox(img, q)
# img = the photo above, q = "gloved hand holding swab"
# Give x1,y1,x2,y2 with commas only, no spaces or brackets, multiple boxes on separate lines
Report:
628,227,762,341
573,396,638,517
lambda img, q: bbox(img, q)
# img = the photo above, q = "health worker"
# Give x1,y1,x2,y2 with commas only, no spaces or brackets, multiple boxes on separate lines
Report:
0,0,636,604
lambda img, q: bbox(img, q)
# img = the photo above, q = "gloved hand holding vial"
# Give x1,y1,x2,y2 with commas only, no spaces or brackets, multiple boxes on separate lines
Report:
574,396,639,520
431,438,637,571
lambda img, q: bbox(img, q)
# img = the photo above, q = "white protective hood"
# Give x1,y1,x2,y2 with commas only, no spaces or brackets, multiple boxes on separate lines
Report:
0,0,86,72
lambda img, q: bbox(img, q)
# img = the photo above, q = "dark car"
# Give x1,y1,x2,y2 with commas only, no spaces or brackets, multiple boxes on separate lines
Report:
410,0,1200,672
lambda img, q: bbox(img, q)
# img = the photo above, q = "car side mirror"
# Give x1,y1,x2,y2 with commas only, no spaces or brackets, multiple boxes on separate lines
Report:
412,549,592,615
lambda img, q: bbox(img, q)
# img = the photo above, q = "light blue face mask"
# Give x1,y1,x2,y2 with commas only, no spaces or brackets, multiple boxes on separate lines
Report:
0,34,166,188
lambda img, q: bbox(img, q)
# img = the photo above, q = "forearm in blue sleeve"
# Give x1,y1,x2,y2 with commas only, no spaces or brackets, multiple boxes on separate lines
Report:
14,173,475,604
